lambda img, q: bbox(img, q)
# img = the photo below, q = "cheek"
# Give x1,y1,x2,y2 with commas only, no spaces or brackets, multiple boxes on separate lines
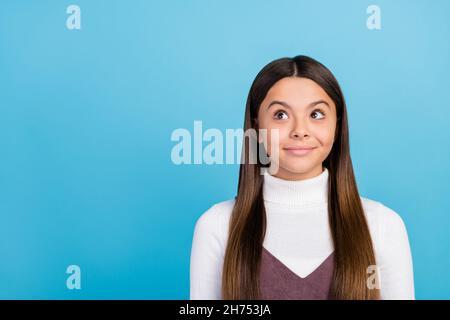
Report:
264,126,290,150
257,118,282,144
314,126,336,150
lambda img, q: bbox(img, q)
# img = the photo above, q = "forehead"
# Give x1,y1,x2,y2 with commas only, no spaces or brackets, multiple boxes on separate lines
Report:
263,77,335,109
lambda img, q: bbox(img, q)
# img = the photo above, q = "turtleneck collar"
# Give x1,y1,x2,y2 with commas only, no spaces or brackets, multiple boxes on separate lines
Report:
262,167,329,206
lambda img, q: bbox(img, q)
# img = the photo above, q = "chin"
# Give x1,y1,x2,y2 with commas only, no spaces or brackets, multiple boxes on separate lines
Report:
279,164,314,175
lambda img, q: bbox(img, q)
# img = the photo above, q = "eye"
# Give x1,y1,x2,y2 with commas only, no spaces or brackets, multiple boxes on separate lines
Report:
311,109,326,120
273,110,288,120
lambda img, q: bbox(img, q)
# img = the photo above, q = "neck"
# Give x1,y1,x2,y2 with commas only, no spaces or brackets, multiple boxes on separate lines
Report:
262,167,329,206
271,165,324,181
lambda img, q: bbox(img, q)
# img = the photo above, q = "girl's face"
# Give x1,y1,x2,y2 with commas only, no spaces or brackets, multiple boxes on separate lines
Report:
256,77,338,180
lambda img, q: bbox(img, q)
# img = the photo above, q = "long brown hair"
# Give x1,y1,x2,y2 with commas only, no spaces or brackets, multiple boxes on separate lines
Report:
222,55,380,300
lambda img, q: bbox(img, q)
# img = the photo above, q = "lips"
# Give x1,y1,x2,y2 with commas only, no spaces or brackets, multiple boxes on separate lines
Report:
283,146,316,156
283,146,316,151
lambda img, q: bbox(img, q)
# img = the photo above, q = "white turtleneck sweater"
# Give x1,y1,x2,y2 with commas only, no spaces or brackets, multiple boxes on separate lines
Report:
189,167,415,300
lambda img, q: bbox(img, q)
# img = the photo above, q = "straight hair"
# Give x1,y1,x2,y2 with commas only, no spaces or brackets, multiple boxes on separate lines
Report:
221,55,380,300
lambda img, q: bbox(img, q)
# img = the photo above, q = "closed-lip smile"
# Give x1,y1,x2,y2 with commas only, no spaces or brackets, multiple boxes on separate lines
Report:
283,146,316,156
283,146,316,150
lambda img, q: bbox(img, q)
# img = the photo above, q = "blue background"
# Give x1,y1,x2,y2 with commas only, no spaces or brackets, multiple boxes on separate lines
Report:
0,0,449,299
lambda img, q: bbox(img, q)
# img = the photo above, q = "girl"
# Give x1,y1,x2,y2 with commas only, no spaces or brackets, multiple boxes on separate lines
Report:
190,55,414,300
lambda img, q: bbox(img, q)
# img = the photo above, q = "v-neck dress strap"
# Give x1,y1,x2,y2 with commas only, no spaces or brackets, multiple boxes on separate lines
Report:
259,247,335,300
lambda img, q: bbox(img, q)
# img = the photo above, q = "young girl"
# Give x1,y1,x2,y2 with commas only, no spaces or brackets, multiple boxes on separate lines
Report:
190,55,414,300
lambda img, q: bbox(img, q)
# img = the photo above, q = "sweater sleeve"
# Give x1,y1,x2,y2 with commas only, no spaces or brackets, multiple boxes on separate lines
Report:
189,204,224,300
377,203,415,299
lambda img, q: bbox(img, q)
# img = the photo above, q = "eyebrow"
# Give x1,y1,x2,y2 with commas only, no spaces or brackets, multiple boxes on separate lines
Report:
266,99,331,110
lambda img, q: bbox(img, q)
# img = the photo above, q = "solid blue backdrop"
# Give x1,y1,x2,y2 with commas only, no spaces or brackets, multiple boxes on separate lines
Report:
0,0,449,299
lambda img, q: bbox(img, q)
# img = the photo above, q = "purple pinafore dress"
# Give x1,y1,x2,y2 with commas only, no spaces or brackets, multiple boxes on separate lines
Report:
259,247,335,299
